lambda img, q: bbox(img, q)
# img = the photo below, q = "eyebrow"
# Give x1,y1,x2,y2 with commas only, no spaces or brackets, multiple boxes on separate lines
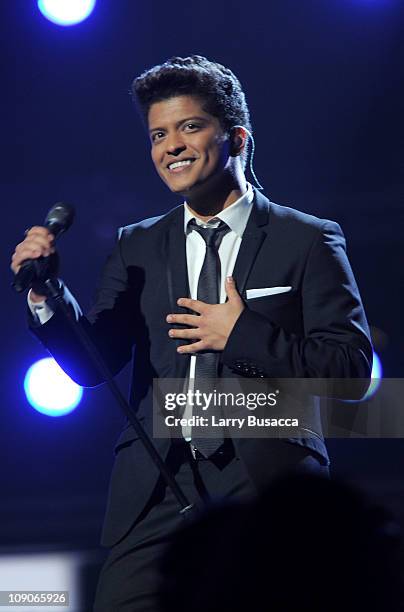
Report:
148,116,208,134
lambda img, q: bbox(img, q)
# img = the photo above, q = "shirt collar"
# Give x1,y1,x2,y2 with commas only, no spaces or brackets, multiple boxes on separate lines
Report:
183,182,254,237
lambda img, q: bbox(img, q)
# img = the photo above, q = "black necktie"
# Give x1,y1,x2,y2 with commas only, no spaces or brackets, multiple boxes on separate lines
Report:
189,219,230,457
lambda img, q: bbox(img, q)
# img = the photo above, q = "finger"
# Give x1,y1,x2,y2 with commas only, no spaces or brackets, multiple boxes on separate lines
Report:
177,340,205,354
26,226,55,242
12,244,54,271
14,245,44,260
168,327,201,340
10,257,21,274
166,313,199,326
11,246,43,273
225,276,242,301
15,239,55,258
18,235,54,252
177,297,206,313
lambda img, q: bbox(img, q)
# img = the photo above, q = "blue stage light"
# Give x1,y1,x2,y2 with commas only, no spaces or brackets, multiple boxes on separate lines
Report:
371,351,382,379
24,358,83,417
362,350,383,400
37,0,96,27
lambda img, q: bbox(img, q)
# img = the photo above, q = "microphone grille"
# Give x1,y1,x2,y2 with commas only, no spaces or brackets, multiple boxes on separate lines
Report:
44,202,75,235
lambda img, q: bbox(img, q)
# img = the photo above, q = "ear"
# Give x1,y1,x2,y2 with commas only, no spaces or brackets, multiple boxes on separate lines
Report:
230,126,248,157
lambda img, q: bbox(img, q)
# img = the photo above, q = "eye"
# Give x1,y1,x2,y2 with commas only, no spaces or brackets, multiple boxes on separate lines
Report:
184,123,201,132
151,131,165,143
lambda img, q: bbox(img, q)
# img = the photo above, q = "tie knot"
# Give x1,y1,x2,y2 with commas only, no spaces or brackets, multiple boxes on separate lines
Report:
189,219,230,249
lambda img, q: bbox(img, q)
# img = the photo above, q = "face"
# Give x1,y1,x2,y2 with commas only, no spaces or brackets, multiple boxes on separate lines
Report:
148,95,231,197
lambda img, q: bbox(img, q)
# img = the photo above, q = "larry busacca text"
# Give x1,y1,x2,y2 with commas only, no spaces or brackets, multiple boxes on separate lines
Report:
164,414,299,429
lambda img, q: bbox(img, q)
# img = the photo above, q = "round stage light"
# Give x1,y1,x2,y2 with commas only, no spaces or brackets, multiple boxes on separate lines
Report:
24,358,83,417
362,350,383,400
37,0,96,27
339,350,383,404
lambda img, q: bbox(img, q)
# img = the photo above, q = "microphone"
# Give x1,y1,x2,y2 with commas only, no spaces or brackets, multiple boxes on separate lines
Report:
43,202,75,238
13,202,75,293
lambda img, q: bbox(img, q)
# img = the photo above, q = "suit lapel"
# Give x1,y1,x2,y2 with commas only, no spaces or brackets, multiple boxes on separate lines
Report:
165,208,189,310
164,206,191,378
232,189,270,296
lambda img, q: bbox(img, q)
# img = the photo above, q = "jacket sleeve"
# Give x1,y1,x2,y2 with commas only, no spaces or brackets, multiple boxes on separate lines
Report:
29,229,136,387
222,221,373,385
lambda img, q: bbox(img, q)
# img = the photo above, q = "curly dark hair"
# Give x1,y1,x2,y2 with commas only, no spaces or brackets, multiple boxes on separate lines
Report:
131,55,252,165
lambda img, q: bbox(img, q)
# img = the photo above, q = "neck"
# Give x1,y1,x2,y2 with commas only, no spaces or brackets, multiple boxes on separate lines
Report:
185,167,247,222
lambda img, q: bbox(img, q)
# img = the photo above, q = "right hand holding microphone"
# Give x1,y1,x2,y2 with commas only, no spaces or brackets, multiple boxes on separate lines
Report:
11,202,74,298
11,227,58,301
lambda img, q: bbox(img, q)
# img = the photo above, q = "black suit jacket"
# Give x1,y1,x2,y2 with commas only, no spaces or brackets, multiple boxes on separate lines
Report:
30,190,373,546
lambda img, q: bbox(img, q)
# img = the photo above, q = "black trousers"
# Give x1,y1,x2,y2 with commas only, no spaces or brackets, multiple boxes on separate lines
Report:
93,440,328,611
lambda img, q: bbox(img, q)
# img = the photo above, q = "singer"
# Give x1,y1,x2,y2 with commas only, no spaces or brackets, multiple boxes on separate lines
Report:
11,56,373,611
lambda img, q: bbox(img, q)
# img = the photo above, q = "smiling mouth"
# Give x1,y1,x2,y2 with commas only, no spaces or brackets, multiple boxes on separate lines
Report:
167,159,196,173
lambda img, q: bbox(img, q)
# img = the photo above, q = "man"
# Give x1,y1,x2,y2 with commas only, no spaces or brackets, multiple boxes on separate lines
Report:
11,55,372,611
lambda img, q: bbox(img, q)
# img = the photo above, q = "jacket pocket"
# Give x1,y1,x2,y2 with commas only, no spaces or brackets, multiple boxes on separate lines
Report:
245,289,298,306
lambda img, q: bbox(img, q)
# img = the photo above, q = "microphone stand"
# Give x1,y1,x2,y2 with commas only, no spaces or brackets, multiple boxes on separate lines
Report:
42,277,195,520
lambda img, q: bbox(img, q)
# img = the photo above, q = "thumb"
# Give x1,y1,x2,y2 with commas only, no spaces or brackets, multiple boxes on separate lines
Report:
225,276,241,301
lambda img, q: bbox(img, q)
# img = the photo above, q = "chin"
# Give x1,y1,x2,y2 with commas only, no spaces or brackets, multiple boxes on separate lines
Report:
165,178,196,195
165,183,188,195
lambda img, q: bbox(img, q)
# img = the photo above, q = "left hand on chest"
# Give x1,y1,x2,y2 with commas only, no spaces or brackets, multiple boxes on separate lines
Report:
166,276,245,353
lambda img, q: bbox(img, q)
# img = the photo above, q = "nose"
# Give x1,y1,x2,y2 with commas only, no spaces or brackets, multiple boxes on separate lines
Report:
168,145,186,156
166,133,186,156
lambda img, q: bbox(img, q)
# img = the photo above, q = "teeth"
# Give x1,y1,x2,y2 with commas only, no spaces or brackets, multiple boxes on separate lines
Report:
168,160,193,170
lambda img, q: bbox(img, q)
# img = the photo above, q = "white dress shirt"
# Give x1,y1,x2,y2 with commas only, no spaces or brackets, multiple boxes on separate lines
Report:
181,183,254,438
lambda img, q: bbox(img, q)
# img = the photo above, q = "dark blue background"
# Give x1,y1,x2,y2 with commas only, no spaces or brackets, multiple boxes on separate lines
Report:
2,0,403,548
